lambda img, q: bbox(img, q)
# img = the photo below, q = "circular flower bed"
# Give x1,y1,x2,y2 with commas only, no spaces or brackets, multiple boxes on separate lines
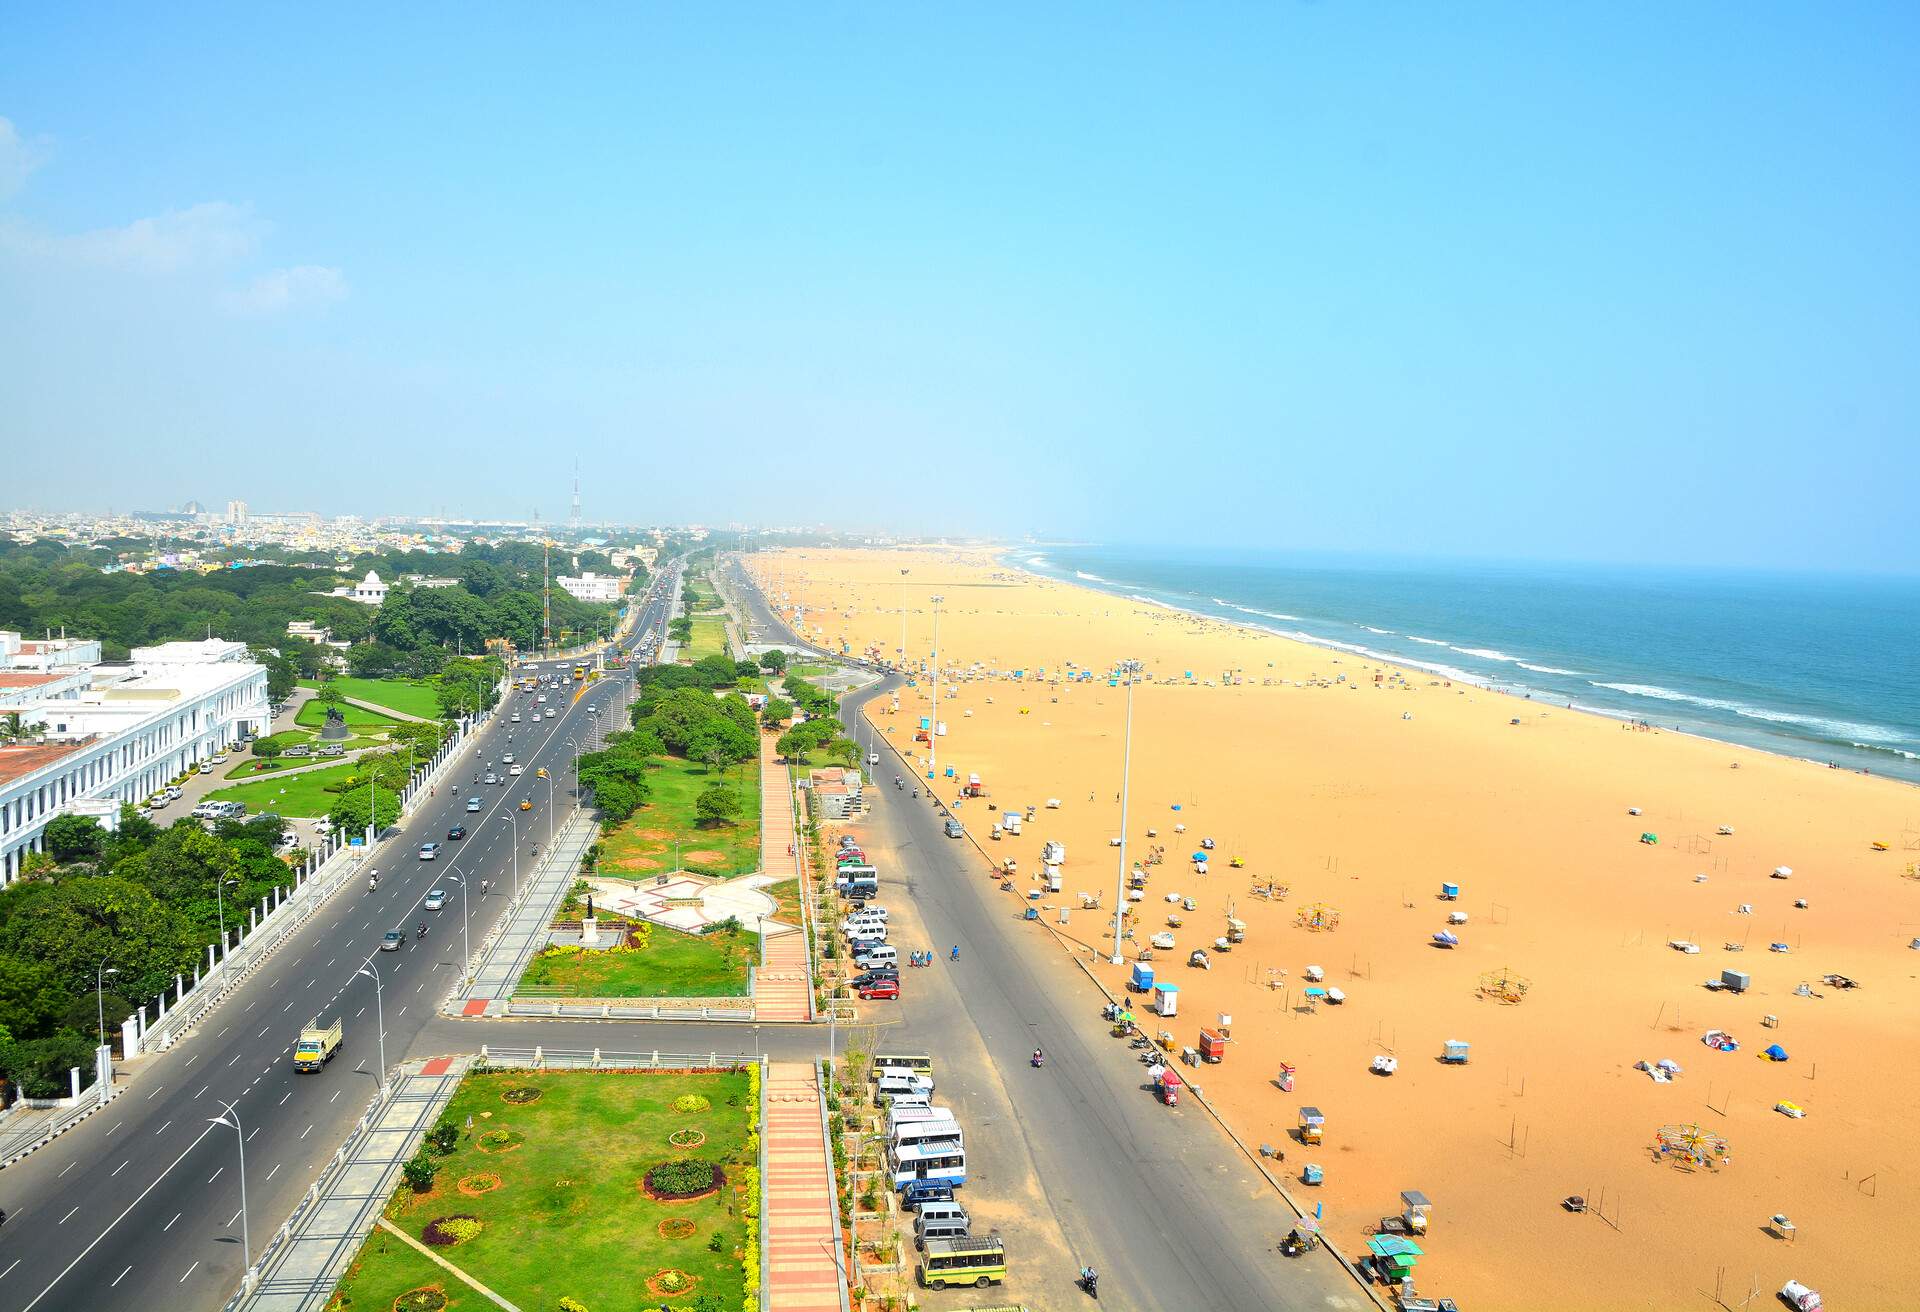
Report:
476,1129,524,1154
394,1289,447,1312
667,1128,706,1149
421,1215,482,1246
642,1159,723,1202
656,1217,697,1240
457,1173,502,1197
646,1270,697,1298
672,1094,711,1113
501,1086,541,1105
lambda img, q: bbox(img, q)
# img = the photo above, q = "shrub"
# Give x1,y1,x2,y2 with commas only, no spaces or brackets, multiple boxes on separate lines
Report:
673,1094,711,1113
428,1117,460,1155
402,1150,438,1192
420,1214,481,1245
646,1158,720,1197
558,1299,589,1312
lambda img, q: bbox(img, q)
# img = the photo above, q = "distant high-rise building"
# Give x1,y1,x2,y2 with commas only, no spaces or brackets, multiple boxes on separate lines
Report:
569,462,582,533
227,499,249,525
181,499,205,515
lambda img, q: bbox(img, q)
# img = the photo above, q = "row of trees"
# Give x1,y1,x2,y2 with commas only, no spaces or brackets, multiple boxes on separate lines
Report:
0,810,304,1096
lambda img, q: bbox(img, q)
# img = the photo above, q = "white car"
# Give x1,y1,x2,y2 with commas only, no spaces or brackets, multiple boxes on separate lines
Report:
511,713,522,723
537,694,548,703
502,752,515,764
509,763,523,775
424,889,447,911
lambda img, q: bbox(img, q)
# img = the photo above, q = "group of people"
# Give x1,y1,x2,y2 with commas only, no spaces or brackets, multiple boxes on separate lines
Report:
904,947,960,967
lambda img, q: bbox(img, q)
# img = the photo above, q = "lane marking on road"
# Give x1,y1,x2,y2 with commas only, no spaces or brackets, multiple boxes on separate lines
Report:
207,1166,222,1183
57,1162,75,1178
105,1122,122,1137
163,1213,180,1231
278,1091,292,1106
257,1027,269,1038
265,1163,280,1181
58,1207,77,1224
325,957,336,968
110,1266,131,1288
0,1259,19,1279
397,1005,406,1017
146,1085,164,1100
179,1261,198,1283
155,1120,171,1136
329,1090,341,1103
196,1085,209,1098
110,1161,128,1177
283,1000,295,1012
184,1053,198,1066
225,1208,241,1226
300,1124,312,1140
218,1026,228,1037
246,1127,258,1142
227,1054,241,1066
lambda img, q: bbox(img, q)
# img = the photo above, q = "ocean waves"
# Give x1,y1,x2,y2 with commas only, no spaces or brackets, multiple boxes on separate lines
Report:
1591,682,1907,745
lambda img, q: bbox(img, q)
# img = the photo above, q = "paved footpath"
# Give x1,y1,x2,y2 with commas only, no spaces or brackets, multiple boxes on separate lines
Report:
756,736,813,1022
764,1061,848,1312
238,1057,469,1312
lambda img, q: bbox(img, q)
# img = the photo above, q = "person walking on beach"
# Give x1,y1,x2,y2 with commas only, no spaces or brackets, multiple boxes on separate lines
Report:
950,944,960,962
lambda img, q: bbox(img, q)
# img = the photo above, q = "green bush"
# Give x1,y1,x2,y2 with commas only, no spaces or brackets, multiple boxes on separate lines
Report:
428,1117,460,1155
647,1158,718,1195
402,1149,438,1192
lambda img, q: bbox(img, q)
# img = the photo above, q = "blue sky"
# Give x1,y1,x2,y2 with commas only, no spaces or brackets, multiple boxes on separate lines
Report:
1,4,1914,569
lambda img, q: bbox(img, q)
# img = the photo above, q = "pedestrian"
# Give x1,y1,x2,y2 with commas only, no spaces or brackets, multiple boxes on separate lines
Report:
950,944,959,962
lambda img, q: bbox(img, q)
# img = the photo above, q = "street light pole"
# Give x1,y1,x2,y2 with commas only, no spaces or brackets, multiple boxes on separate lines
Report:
448,874,471,986
356,962,388,1095
545,774,556,846
215,875,237,971
95,959,120,1045
209,1100,252,1281
929,594,943,789
1111,659,1142,966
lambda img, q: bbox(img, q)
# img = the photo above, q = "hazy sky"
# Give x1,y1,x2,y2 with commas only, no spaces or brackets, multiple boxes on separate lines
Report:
2,5,1914,569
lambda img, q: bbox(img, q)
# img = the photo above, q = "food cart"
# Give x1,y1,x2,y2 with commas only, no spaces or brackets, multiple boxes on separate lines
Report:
1129,962,1155,994
1198,1028,1227,1063
1152,982,1180,1017
1297,1106,1325,1146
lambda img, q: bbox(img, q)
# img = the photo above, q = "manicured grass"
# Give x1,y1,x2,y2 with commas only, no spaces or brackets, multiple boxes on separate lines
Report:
206,761,374,818
789,661,833,679
327,1068,755,1312
682,614,728,661
599,756,761,879
296,699,402,731
519,923,759,997
323,677,445,720
765,877,803,928
224,739,384,778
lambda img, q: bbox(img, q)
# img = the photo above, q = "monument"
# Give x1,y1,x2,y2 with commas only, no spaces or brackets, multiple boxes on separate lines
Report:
581,893,599,946
319,705,350,741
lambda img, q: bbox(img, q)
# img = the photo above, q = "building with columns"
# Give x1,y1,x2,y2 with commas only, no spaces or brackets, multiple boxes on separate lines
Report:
0,633,270,883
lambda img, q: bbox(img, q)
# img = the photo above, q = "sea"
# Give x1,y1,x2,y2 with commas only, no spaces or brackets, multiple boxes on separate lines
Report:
1006,545,1920,787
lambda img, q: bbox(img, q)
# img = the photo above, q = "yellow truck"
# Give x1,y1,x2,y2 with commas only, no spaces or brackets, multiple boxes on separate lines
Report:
293,1016,343,1071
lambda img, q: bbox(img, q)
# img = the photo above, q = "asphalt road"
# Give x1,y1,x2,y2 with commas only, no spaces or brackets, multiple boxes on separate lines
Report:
0,571,678,1312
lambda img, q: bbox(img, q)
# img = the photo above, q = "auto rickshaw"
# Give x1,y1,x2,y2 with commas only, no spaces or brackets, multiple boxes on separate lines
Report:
519,798,532,811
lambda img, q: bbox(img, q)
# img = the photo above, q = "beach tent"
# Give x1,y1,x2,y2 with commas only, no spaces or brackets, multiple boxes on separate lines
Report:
1763,1043,1790,1062
1640,832,1660,844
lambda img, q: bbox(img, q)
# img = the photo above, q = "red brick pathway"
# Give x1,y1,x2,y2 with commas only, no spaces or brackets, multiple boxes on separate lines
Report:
764,1061,846,1312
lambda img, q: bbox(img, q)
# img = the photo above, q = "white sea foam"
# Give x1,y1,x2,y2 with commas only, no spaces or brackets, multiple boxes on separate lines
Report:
1517,662,1582,676
1407,635,1449,646
1363,626,1395,635
1452,646,1519,662
1591,682,1904,743
1075,570,1108,583
1226,604,1301,621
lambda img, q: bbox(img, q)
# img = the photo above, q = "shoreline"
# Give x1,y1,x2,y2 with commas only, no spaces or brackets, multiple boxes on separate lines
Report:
998,547,1920,790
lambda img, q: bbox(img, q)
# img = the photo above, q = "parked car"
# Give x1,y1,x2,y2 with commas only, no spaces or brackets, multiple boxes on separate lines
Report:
849,969,897,989
857,978,900,1001
901,1180,956,1209
424,889,447,911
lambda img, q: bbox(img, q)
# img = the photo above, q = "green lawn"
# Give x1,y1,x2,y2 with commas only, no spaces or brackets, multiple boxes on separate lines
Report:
789,661,833,679
322,677,444,720
327,1068,755,1312
224,739,384,778
682,614,728,661
765,877,803,928
296,699,402,731
599,756,761,878
519,922,759,997
207,761,375,818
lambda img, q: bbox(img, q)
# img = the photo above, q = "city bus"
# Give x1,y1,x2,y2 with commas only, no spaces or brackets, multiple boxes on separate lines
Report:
891,1114,962,1154
918,1234,1006,1291
572,664,587,681
890,1138,966,1191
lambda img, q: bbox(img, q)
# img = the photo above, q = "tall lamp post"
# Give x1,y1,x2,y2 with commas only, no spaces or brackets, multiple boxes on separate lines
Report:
215,875,239,972
356,962,388,1096
497,813,519,899
208,1100,252,1282
929,594,943,789
1110,659,1143,966
446,873,472,986
95,959,120,1045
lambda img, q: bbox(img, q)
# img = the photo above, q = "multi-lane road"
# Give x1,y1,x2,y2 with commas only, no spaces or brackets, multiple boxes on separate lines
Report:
0,570,678,1312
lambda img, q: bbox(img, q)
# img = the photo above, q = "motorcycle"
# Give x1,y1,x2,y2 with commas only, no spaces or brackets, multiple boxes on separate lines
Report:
1031,1051,1045,1068
1079,1267,1099,1300
416,924,428,941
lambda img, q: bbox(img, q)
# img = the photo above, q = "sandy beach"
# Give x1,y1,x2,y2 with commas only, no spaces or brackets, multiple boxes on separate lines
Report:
749,545,1920,1311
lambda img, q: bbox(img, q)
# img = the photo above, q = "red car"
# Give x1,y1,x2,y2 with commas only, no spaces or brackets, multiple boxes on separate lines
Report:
857,978,900,1001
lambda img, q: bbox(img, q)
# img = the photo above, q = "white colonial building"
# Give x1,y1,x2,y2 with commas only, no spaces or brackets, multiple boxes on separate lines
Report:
0,634,271,883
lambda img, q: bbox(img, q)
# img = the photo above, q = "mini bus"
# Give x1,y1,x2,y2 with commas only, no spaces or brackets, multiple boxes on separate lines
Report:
893,1116,963,1154
875,1071,933,1102
918,1234,1005,1290
872,1053,934,1080
890,1138,967,1191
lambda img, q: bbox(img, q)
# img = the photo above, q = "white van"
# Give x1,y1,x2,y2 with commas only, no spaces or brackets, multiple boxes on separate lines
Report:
844,905,888,923
875,1072,935,1102
852,943,897,970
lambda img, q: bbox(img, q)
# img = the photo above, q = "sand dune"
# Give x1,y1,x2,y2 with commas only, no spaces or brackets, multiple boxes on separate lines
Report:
750,546,1920,1311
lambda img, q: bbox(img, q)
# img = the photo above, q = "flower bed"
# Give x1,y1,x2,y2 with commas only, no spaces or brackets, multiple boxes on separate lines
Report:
656,1217,697,1240
393,1288,447,1312
643,1159,723,1201
501,1086,542,1105
457,1173,502,1196
476,1128,525,1154
421,1215,482,1246
668,1127,706,1149
645,1269,698,1298
673,1094,711,1113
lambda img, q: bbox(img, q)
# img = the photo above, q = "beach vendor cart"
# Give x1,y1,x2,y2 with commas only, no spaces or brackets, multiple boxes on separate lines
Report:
1198,1028,1228,1063
1152,982,1180,1017
1363,1234,1423,1286
1129,962,1155,994
1281,1218,1322,1257
1378,1190,1432,1236
1297,1106,1325,1146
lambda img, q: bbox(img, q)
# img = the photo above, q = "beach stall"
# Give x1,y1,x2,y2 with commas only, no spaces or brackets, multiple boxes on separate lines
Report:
1364,1235,1424,1286
1441,1039,1471,1065
1198,1028,1227,1064
1297,1106,1325,1146
1440,881,1460,901
1152,981,1180,1017
1762,1043,1790,1062
1129,962,1155,994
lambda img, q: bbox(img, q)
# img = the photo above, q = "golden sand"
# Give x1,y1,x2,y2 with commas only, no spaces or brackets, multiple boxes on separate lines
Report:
749,546,1920,1310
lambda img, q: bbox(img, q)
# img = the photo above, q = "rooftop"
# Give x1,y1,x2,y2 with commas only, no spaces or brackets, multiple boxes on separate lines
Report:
0,739,87,789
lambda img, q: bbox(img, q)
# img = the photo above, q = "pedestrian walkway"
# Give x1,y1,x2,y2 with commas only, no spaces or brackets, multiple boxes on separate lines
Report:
449,808,595,1015
764,1061,848,1312
755,737,815,1022
237,1057,469,1312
